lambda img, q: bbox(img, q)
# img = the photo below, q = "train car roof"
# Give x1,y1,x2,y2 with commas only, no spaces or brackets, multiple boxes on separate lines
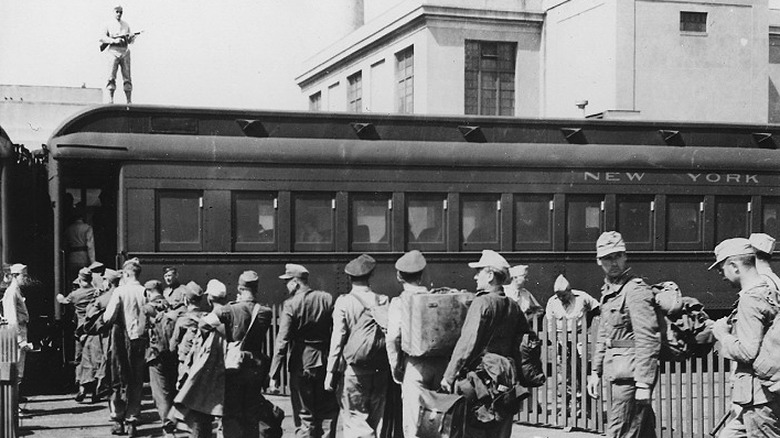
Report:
47,104,780,171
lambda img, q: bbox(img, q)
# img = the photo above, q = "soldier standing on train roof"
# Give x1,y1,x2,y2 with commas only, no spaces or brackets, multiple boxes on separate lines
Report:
162,266,186,308
587,231,660,438
708,238,780,437
101,5,136,104
749,233,780,294
269,263,339,438
386,250,449,438
325,254,390,438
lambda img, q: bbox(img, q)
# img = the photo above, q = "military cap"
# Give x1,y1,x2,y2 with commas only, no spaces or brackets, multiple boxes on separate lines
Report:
749,233,776,255
89,261,105,272
162,266,177,274
10,264,27,275
709,238,755,270
206,279,227,298
123,258,140,270
184,281,204,300
345,254,376,277
509,265,528,277
103,268,121,283
78,267,92,283
596,231,626,258
468,250,510,270
395,250,426,274
144,279,163,293
239,270,259,286
114,5,123,11
553,274,570,292
279,264,309,280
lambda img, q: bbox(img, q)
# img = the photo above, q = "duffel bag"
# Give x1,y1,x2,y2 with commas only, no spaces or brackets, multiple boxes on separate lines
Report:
417,388,466,438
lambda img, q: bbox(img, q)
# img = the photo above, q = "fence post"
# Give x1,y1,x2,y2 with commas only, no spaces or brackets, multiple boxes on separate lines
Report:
0,325,18,438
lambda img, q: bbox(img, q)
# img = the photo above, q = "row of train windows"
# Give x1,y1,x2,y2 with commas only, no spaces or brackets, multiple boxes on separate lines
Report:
157,191,780,252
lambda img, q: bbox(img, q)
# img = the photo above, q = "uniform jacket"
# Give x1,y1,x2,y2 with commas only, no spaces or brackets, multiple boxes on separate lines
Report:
269,287,333,380
103,279,147,340
64,219,95,265
718,282,778,406
170,308,208,364
386,284,428,383
326,285,389,375
592,269,660,387
213,300,273,359
442,289,530,385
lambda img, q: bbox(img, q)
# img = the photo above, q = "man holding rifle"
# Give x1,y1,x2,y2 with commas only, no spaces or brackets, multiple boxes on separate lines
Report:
100,5,137,104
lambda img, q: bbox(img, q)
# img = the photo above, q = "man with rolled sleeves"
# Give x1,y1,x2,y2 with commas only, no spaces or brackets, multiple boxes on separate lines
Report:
325,254,390,438
269,264,338,438
586,231,660,438
162,266,187,308
440,250,530,438
709,238,780,437
386,250,448,438
200,270,273,438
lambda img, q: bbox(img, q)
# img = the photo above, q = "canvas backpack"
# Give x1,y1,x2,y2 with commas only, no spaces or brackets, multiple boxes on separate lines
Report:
417,388,467,438
342,293,389,368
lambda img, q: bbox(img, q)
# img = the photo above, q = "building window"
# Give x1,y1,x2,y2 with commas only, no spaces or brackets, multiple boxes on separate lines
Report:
347,72,362,112
680,11,707,33
157,190,202,251
233,192,276,251
396,47,414,113
309,92,321,111
465,40,516,116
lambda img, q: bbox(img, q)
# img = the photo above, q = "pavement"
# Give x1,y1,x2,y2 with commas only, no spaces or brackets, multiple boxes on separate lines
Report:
17,388,602,437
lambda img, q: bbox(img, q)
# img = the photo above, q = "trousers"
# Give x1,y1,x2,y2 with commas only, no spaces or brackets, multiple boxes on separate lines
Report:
148,353,177,429
107,48,132,92
290,366,338,438
339,365,389,438
607,382,656,438
110,338,145,424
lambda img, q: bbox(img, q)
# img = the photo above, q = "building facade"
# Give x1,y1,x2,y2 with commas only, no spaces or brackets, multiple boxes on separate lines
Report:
297,0,780,124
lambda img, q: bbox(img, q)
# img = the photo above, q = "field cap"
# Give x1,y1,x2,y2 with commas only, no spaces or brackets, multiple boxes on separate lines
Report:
184,281,204,300
509,265,528,277
553,274,570,292
749,233,776,255
395,250,426,274
123,257,140,270
10,264,27,275
114,5,123,11
206,279,227,298
709,238,755,270
163,266,177,274
89,261,105,272
345,254,376,277
596,231,626,258
279,264,309,280
144,279,163,293
468,250,510,270
239,270,259,286
78,267,92,282
103,268,120,283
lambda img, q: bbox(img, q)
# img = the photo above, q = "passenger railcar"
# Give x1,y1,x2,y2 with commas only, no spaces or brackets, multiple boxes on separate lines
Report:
46,105,780,316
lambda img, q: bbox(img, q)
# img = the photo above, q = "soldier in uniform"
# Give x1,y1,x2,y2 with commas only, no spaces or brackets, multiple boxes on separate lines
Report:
386,250,448,438
587,231,660,438
205,279,229,313
170,281,210,384
269,264,339,438
325,254,390,438
749,233,780,293
200,271,273,438
440,250,530,438
5,264,31,405
143,280,177,437
709,238,780,437
162,266,187,308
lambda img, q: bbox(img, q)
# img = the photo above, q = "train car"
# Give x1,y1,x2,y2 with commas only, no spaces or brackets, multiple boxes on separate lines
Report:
45,105,780,317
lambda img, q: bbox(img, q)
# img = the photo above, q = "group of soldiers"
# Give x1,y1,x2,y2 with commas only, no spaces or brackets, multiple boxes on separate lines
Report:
12,228,780,438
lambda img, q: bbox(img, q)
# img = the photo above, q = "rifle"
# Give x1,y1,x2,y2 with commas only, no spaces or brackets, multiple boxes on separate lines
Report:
99,31,142,52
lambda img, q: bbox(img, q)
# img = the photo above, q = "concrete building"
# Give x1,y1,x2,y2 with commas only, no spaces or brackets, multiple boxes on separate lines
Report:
0,85,101,150
297,0,780,124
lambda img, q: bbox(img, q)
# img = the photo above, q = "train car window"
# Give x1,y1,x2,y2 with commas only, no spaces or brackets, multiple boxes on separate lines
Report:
157,190,203,251
514,194,552,250
351,193,391,252
667,196,703,249
715,196,750,243
764,198,780,239
461,194,500,250
617,195,654,246
407,194,447,251
233,192,276,251
294,194,334,251
566,195,604,250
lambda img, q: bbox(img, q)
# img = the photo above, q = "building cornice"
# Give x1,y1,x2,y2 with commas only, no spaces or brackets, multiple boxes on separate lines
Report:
296,2,544,89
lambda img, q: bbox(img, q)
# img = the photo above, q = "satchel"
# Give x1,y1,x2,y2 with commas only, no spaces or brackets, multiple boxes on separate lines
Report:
224,304,260,371
417,388,466,438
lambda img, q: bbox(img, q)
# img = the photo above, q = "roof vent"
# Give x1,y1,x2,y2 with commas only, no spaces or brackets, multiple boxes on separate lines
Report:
458,125,486,143
561,127,587,144
752,132,777,149
659,130,685,146
236,119,268,138
351,122,380,140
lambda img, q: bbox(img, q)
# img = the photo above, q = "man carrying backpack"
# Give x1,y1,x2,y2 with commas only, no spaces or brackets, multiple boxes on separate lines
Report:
587,231,660,438
325,254,390,438
749,233,780,294
708,238,780,437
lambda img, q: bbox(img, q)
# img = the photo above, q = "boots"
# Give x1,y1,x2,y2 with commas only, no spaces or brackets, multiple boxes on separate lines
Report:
124,90,132,104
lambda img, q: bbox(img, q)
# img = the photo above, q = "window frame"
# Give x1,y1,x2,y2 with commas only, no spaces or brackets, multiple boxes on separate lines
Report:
565,194,605,251
666,195,704,251
309,91,322,111
714,196,751,243
460,193,501,251
347,71,363,113
513,194,554,251
406,193,448,252
232,191,278,252
293,193,336,252
616,195,655,251
156,189,203,252
350,192,392,252
464,40,516,116
395,46,414,114
680,11,707,33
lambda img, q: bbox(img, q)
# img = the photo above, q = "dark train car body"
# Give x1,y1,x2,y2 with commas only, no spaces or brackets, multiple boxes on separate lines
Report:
46,105,780,316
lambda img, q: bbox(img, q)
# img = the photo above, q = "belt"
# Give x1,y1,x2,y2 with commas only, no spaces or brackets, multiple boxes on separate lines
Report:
68,246,88,252
606,339,635,348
